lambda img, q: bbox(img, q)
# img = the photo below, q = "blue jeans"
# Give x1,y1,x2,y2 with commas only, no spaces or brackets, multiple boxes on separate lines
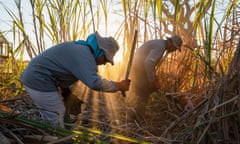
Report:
25,86,66,127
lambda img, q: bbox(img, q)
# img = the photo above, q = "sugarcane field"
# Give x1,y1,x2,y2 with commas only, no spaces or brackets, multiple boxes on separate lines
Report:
0,0,240,144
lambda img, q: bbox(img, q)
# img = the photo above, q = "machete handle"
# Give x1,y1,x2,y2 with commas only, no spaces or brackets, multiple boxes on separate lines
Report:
121,29,138,97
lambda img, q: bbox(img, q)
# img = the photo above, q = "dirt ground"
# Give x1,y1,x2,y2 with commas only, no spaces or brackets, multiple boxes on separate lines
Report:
69,81,180,143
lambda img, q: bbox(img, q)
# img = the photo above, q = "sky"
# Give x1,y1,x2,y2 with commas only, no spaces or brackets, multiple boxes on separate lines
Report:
0,0,124,61
0,0,36,54
0,0,236,61
0,0,37,60
0,1,16,39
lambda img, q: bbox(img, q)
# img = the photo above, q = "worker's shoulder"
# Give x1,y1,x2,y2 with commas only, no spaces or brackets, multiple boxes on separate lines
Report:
53,41,91,52
142,39,165,47
146,39,164,44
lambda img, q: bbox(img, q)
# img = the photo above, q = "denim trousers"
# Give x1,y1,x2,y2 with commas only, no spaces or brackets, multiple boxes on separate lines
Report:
25,86,65,127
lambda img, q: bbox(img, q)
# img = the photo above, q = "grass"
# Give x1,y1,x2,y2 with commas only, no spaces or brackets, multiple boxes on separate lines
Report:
0,0,239,143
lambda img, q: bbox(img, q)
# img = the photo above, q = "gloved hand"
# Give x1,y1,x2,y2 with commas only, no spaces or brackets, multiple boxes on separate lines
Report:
117,79,131,91
150,79,160,89
59,87,71,98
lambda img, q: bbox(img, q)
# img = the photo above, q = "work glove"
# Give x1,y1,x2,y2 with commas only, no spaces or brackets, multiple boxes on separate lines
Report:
60,87,71,98
117,79,131,91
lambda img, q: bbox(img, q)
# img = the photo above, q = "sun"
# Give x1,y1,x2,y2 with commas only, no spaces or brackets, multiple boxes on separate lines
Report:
113,49,124,64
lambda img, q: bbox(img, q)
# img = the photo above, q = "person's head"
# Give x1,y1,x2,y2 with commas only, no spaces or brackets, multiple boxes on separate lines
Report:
95,55,108,65
95,32,119,65
166,35,183,53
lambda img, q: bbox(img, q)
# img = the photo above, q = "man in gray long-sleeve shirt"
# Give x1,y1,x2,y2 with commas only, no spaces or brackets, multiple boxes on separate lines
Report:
21,32,130,127
127,35,183,121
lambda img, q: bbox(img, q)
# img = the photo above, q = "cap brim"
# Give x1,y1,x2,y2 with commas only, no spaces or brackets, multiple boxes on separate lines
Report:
175,45,181,52
105,55,114,65
172,42,181,52
95,31,117,65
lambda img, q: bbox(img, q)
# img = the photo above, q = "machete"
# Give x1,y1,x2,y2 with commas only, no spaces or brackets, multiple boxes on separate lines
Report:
122,29,138,97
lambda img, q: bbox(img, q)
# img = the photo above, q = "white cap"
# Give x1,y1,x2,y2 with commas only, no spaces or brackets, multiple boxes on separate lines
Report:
95,32,119,65
169,35,183,51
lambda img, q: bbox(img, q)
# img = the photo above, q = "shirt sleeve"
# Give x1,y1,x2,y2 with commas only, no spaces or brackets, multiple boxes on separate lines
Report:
63,44,119,92
71,60,119,92
144,47,165,82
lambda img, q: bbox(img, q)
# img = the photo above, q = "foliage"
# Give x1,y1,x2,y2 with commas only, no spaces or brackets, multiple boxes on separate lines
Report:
0,0,239,143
